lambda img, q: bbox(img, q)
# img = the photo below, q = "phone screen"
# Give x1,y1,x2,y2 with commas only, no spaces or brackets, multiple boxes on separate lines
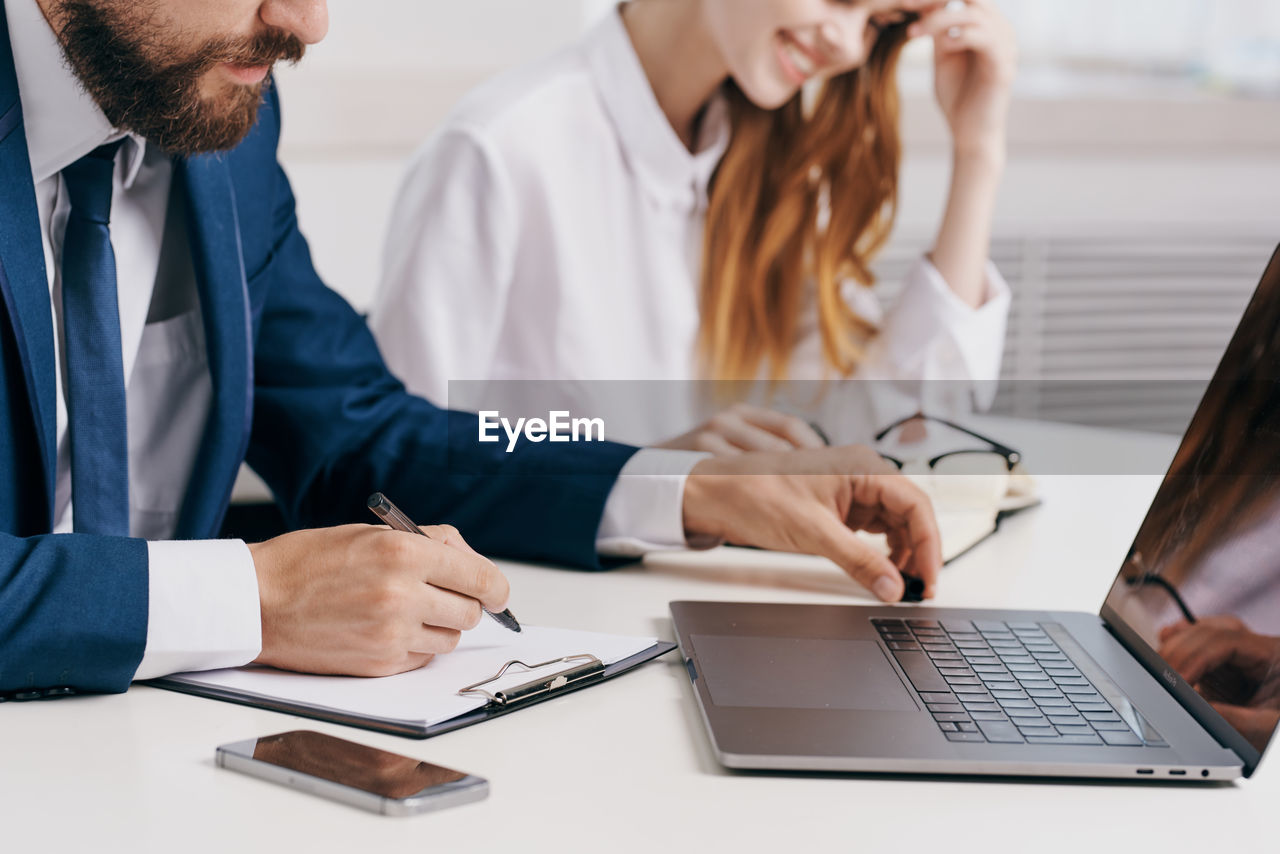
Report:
249,731,467,799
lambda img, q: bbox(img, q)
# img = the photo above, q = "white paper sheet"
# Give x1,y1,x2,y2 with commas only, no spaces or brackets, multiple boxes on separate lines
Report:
161,620,658,728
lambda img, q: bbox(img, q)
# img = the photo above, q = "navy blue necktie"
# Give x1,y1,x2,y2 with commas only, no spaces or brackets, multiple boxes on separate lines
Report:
60,140,130,536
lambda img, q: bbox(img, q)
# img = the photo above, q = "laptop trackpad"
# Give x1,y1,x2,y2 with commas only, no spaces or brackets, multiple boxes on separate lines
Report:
692,635,916,712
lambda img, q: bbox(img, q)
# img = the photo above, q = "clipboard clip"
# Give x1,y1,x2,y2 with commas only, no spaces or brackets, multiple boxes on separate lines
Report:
457,654,605,708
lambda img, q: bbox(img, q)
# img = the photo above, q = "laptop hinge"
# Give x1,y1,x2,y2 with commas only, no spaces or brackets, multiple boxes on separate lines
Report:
1099,607,1255,773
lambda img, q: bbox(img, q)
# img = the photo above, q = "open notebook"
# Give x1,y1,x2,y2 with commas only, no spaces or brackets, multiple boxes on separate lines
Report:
151,620,673,738
909,467,1041,562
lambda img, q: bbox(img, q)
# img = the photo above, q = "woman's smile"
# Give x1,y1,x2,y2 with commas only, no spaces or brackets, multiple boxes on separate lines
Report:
774,29,827,84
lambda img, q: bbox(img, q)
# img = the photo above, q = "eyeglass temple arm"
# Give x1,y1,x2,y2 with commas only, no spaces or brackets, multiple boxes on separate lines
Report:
1129,574,1198,625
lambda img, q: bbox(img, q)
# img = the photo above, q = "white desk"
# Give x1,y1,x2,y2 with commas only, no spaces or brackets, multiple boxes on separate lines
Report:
4,419,1274,853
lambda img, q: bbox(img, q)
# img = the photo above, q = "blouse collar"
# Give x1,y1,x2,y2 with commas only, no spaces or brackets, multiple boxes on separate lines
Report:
584,5,730,212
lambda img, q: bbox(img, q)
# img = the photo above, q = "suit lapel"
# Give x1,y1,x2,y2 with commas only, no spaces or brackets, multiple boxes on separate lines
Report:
174,155,252,539
0,7,56,524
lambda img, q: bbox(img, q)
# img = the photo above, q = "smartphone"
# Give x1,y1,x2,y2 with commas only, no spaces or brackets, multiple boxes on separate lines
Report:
216,730,489,816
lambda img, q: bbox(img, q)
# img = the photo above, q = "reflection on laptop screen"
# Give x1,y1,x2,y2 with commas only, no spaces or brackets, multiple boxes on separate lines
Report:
1103,248,1280,755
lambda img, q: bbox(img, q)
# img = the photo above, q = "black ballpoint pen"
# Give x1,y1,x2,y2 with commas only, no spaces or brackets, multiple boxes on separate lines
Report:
367,492,522,633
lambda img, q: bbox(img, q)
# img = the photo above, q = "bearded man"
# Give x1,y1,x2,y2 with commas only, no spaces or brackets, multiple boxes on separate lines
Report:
0,0,940,697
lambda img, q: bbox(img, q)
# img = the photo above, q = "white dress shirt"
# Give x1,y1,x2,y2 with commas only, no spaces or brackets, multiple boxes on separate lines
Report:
6,0,693,682
371,8,1011,447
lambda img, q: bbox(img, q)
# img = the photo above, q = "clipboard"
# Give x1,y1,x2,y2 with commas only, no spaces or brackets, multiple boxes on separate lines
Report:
149,631,675,740
426,643,674,737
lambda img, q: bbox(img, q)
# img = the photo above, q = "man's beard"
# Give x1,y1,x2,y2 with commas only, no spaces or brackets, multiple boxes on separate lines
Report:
53,1,306,155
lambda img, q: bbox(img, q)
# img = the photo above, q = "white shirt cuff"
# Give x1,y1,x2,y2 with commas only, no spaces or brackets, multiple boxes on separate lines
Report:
596,449,709,557
875,257,1011,416
133,539,262,680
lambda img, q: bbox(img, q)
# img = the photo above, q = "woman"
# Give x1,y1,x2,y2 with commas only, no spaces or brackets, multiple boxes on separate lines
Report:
370,0,1017,453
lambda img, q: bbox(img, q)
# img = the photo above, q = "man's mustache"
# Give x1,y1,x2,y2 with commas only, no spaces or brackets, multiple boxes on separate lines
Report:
178,28,306,75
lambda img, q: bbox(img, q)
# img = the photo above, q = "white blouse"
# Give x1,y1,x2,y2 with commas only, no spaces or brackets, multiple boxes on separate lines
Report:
371,8,1011,447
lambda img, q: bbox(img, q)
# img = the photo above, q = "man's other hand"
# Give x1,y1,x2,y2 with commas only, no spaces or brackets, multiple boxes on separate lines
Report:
682,446,943,602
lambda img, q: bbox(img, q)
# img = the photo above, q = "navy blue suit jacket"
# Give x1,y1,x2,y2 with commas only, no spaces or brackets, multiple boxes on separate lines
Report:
0,10,638,696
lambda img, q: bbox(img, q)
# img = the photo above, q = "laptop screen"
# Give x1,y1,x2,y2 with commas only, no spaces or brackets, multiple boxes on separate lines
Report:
1102,246,1280,760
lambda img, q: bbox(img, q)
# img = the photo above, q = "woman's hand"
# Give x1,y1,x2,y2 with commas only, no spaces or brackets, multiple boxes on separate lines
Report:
656,404,828,455
898,0,1015,308
904,0,1018,158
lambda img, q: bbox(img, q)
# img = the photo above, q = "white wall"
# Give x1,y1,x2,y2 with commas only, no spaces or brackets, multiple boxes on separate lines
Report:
292,0,591,72
271,0,599,307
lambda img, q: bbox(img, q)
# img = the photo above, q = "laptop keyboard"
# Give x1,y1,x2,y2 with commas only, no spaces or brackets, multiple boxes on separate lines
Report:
873,617,1167,747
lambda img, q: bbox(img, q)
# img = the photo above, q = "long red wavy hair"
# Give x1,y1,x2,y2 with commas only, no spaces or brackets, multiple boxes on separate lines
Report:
699,21,913,382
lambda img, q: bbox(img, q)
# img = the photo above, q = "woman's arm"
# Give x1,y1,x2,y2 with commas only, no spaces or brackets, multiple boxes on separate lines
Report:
904,0,1018,308
931,147,1005,308
369,128,519,405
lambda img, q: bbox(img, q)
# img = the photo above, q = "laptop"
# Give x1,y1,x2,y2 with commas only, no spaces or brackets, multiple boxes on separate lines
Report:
670,246,1280,781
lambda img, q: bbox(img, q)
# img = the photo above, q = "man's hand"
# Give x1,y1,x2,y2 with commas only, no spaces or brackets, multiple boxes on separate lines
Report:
248,524,510,677
1159,617,1280,752
682,446,943,602
1158,616,1280,695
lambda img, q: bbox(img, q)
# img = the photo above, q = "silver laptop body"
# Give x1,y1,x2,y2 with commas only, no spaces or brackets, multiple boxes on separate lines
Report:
670,247,1280,781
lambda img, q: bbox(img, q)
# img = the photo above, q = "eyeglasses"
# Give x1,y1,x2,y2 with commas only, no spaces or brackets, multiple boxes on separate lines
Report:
874,414,1023,476
1123,550,1198,624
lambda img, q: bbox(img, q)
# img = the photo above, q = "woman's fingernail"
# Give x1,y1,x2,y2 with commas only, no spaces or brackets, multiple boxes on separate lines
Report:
873,576,902,602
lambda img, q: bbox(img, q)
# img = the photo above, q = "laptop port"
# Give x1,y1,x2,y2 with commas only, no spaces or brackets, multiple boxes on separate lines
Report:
1169,769,1187,776
1136,769,1154,775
